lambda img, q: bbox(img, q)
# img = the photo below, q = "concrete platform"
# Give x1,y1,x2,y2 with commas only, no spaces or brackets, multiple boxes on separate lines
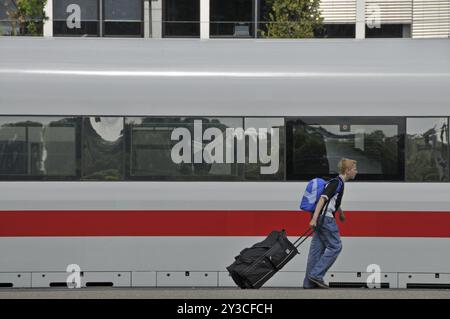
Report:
0,288,449,299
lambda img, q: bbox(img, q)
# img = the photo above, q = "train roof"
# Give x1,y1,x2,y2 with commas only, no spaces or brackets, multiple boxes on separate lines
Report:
0,37,449,117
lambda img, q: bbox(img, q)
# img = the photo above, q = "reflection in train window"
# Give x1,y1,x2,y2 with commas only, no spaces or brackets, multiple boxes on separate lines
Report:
125,117,245,180
81,117,124,181
286,117,405,181
0,117,79,179
406,118,449,182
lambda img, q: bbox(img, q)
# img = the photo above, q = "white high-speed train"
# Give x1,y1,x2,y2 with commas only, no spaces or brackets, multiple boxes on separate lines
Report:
0,38,449,289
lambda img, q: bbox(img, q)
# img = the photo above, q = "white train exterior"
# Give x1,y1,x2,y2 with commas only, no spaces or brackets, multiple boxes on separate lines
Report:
0,38,449,288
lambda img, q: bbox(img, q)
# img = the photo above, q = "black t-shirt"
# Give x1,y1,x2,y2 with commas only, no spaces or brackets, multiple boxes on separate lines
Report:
320,177,345,217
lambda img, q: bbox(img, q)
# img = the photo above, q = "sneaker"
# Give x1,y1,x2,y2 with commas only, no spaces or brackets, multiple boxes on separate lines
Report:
303,280,318,289
308,276,330,289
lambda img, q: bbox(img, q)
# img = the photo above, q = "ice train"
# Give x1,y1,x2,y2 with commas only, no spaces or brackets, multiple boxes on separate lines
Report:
0,37,449,288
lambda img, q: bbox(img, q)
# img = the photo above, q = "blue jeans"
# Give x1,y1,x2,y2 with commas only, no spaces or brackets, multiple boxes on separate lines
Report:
303,216,343,288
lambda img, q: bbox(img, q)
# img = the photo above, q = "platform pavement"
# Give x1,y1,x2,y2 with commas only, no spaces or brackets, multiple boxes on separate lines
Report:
0,288,449,299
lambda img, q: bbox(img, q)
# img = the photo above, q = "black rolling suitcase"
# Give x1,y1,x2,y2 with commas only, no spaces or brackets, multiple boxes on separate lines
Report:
226,228,313,289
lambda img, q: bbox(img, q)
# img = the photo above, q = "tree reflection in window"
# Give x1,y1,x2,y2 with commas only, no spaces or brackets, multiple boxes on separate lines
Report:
82,117,124,181
406,118,449,182
287,118,405,181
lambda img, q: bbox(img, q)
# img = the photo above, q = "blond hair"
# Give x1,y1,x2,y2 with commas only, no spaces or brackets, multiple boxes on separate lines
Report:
338,158,357,175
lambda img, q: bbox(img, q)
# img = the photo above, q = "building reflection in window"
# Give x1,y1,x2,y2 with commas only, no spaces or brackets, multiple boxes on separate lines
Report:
126,117,244,180
0,117,78,179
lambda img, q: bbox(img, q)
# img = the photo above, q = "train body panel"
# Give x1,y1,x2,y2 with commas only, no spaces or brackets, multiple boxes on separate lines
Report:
0,38,449,117
0,237,449,278
0,38,449,287
1,181,450,211
0,182,449,282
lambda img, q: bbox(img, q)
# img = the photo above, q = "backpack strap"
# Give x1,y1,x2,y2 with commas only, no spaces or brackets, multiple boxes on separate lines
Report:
325,176,342,195
336,177,343,194
317,177,342,227
328,176,343,195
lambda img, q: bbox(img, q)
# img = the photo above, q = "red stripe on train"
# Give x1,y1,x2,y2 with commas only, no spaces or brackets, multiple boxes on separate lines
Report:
0,211,449,237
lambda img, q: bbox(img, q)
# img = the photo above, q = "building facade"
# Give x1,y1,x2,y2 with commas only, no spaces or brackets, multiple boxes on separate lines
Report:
1,0,449,38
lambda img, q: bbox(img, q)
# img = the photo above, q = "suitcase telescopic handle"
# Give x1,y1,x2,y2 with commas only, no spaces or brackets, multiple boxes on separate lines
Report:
292,228,314,248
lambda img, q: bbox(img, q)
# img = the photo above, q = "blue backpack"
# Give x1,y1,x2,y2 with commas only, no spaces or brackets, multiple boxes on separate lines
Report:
300,177,342,212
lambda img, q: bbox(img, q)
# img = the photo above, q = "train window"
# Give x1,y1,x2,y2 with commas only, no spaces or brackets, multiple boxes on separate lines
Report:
53,0,99,37
103,0,143,37
0,117,79,180
81,117,124,181
244,118,284,180
286,117,405,181
406,118,449,182
125,117,245,180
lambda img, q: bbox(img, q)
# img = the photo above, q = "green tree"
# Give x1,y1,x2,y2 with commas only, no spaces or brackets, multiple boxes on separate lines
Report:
3,0,47,36
260,0,323,38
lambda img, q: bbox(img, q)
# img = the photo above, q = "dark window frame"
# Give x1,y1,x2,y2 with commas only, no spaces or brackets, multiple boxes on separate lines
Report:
314,23,356,39
53,0,100,37
210,0,256,38
52,0,144,37
102,0,144,38
162,0,200,38
5,114,450,183
366,24,406,38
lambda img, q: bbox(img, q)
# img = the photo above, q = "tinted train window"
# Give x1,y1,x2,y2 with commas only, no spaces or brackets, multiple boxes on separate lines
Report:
0,117,79,180
406,118,449,182
286,117,405,181
125,117,245,180
81,117,124,181
244,118,284,180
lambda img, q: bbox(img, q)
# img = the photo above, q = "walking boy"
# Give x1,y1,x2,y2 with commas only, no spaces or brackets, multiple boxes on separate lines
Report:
303,158,358,289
